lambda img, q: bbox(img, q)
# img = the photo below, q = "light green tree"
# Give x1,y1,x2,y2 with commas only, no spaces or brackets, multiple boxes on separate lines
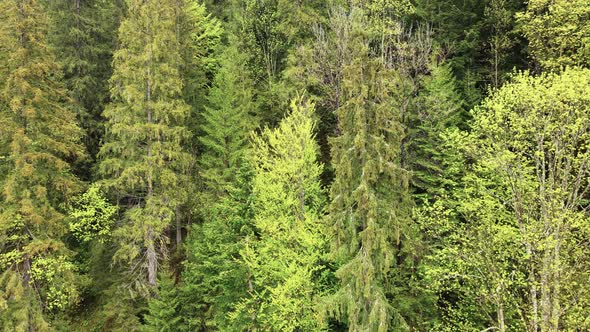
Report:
231,96,328,331
517,0,590,71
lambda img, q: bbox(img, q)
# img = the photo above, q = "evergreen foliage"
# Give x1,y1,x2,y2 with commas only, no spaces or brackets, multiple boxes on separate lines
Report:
0,0,86,329
1,0,590,330
324,7,415,331
99,0,193,291
233,96,328,331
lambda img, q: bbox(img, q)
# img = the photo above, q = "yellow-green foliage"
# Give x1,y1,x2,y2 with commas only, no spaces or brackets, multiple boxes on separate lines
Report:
518,0,590,71
69,184,117,243
0,0,86,329
232,96,328,331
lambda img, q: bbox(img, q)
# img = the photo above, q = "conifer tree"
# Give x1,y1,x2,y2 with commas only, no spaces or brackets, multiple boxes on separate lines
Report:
198,40,257,202
0,0,86,329
99,0,193,290
44,0,123,163
181,164,254,331
324,7,415,331
143,273,182,332
408,63,464,198
180,39,257,330
232,96,328,331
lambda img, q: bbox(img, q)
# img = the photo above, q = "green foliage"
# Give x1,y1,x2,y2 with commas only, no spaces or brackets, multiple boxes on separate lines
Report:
0,0,86,328
518,0,590,71
199,40,258,201
423,68,590,331
408,62,464,198
143,273,182,332
44,0,123,163
324,7,418,330
232,96,329,331
99,0,195,290
68,184,117,243
180,164,254,331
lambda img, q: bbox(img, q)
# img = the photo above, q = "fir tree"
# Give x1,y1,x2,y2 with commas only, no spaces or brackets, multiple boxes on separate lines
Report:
143,273,182,332
232,96,328,331
0,0,86,329
324,7,414,331
408,62,464,198
44,0,123,165
99,0,193,290
181,164,254,331
198,40,257,202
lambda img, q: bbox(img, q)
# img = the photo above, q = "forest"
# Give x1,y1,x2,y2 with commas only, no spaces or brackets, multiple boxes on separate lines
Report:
1,0,589,331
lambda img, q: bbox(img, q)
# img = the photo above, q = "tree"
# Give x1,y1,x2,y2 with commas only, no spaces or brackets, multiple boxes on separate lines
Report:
324,6,416,330
44,0,123,166
467,68,590,331
143,273,182,332
180,164,255,331
424,68,590,331
0,0,86,329
198,40,257,202
99,0,193,291
517,0,590,71
408,62,464,198
232,96,328,331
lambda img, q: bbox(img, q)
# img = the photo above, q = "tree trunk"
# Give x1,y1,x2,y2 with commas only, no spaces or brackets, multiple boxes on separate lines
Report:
147,226,157,286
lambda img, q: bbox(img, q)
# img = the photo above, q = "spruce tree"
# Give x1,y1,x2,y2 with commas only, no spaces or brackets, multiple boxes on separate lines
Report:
99,0,193,290
0,0,86,329
325,7,414,331
408,63,464,198
180,39,257,330
198,40,257,202
181,164,255,331
44,0,122,164
143,273,182,332
232,96,328,331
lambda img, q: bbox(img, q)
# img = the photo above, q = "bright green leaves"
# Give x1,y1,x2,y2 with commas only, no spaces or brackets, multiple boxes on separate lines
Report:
233,96,328,331
518,0,590,71
424,68,590,331
68,184,117,243
29,255,81,312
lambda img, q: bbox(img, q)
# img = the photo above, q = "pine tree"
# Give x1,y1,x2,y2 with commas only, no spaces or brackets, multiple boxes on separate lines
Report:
324,7,414,331
44,0,123,165
180,164,255,331
98,0,193,291
232,96,328,331
198,40,257,202
143,273,182,332
0,0,86,329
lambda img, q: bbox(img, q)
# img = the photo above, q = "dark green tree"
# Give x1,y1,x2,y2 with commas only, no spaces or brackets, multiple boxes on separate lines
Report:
143,273,182,332
180,165,254,331
44,0,123,166
198,40,257,202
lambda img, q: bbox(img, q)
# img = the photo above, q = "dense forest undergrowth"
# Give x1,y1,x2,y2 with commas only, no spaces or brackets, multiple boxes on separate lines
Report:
1,0,590,331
